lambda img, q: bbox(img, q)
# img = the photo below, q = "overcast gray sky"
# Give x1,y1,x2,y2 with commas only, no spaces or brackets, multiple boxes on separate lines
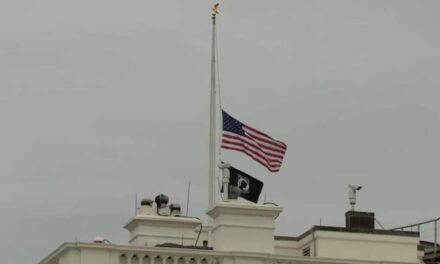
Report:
1,1,440,263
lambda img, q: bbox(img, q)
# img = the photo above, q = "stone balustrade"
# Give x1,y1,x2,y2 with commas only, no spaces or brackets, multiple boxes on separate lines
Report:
118,254,213,264
40,242,413,264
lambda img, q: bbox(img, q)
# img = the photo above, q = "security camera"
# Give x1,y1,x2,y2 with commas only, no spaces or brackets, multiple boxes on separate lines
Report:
349,184,362,191
348,185,363,211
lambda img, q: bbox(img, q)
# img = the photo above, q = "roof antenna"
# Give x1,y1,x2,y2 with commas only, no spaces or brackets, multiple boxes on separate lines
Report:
186,181,191,216
134,192,138,216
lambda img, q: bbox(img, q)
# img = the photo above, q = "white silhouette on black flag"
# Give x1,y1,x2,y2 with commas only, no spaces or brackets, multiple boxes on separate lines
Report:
224,166,264,203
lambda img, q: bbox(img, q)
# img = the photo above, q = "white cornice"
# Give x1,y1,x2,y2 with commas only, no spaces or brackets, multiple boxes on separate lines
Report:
124,215,201,231
206,202,283,218
39,242,420,264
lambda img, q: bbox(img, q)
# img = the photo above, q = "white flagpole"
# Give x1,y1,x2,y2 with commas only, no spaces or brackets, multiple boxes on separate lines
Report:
208,4,219,210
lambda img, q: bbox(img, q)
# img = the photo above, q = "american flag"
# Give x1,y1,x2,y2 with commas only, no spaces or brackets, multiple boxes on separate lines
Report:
221,110,287,172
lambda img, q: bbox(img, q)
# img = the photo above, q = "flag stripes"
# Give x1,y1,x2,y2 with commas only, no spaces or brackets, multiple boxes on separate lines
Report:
221,110,287,172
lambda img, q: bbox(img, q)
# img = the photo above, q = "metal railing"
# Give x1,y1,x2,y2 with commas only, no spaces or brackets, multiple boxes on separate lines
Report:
391,216,439,259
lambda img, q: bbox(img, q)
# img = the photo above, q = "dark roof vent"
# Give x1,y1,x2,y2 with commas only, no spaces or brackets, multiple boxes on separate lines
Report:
346,211,375,231
154,194,169,208
169,203,181,216
169,203,181,210
140,198,153,206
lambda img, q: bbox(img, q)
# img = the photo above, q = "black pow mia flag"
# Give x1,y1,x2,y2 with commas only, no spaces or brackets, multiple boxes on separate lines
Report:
227,166,264,203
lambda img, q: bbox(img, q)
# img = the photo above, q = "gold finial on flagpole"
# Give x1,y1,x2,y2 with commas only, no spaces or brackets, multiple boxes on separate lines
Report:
212,3,219,18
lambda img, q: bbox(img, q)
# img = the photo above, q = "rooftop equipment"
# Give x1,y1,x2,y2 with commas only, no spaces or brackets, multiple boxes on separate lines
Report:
155,194,171,216
155,194,169,208
140,198,153,207
348,184,362,211
346,211,375,231
138,198,154,215
169,203,181,216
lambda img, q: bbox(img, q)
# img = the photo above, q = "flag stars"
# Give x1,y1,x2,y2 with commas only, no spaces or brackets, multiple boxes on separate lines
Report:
223,111,246,136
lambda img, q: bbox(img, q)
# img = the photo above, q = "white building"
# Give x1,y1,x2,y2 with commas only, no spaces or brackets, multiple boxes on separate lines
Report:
39,195,424,264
